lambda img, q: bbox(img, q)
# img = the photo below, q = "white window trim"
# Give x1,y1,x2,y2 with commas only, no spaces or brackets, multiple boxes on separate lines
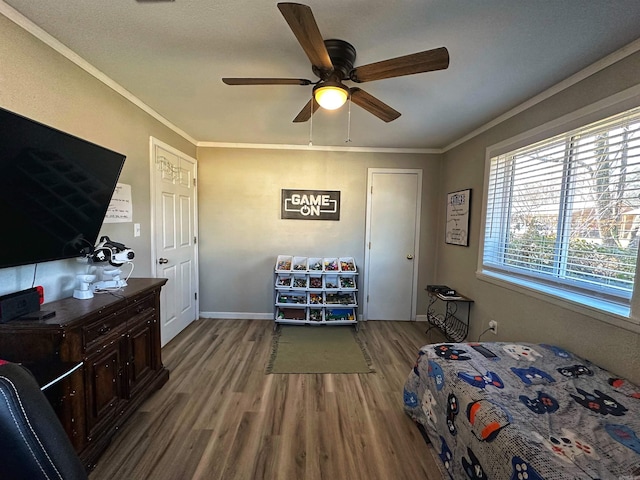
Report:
478,84,640,334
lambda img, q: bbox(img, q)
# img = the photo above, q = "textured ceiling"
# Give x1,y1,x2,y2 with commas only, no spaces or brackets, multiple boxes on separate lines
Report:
3,0,640,149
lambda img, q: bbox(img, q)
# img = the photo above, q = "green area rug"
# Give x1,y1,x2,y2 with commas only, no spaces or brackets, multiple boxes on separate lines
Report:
267,325,375,374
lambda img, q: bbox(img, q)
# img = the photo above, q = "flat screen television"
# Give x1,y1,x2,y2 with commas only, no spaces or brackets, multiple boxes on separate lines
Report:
0,107,126,269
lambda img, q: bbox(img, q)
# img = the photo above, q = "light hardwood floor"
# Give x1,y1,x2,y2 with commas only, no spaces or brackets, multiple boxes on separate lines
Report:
89,319,445,480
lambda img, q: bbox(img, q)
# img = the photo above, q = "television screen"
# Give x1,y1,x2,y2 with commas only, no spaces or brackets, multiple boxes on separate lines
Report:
0,107,126,269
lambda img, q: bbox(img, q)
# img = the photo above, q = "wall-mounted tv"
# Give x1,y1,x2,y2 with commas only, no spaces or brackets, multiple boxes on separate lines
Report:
0,107,126,269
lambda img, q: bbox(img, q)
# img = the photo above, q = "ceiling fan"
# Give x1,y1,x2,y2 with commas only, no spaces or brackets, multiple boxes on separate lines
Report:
222,2,449,123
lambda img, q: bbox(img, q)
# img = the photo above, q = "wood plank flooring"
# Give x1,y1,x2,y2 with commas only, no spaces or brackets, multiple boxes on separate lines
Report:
89,320,445,480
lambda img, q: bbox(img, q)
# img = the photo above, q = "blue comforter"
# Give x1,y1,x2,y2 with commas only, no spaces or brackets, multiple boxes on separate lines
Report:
403,342,640,479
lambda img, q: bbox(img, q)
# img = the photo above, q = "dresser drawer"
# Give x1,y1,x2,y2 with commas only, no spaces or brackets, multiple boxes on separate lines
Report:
83,309,127,351
128,293,156,318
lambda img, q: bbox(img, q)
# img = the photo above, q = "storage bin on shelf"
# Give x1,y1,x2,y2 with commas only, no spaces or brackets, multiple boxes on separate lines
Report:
275,274,292,289
276,255,293,272
325,291,356,306
323,257,340,272
307,307,324,322
292,274,308,289
325,307,356,321
323,275,339,290
338,275,356,289
308,274,323,289
307,257,323,271
339,257,357,272
292,256,308,271
276,291,306,305
308,292,324,305
276,307,306,320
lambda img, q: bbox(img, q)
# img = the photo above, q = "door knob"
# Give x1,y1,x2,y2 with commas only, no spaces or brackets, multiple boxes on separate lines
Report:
406,254,414,260
158,258,169,264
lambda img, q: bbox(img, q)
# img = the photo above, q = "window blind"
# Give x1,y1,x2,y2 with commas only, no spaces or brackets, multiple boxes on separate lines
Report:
483,106,640,302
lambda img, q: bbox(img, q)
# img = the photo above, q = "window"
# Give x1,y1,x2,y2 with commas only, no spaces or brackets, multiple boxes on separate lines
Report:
482,106,640,313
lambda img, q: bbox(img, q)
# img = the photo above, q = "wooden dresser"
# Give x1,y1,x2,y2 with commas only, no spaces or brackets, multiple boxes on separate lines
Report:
0,277,169,470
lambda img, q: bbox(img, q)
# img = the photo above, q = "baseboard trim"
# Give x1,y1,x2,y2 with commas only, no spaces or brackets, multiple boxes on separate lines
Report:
198,312,427,322
199,312,272,320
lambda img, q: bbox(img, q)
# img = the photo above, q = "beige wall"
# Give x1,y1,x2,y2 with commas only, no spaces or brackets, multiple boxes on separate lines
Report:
0,14,196,301
439,51,640,383
195,147,441,317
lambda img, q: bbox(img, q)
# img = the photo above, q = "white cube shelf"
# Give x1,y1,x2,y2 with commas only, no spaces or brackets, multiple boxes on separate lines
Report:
274,255,358,328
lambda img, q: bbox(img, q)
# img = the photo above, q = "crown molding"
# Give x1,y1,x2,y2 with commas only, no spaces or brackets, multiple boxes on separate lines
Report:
196,141,440,154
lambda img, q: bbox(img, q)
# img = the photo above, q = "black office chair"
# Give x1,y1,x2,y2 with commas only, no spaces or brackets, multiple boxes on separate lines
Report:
0,360,87,480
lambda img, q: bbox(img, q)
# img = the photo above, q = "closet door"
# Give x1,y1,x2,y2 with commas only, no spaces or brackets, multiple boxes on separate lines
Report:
364,169,421,320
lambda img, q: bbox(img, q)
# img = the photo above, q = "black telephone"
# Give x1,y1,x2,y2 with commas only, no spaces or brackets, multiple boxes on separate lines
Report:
426,285,457,296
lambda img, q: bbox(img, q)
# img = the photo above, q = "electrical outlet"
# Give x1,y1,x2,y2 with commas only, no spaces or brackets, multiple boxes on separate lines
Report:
488,320,498,335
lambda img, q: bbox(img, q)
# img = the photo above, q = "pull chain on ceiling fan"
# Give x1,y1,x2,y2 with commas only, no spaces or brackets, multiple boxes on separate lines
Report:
222,2,449,124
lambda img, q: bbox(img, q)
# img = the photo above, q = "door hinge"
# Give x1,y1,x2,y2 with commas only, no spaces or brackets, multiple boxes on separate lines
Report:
194,236,197,244
193,178,197,187
195,292,198,300
368,242,371,249
371,186,373,194
367,295,369,303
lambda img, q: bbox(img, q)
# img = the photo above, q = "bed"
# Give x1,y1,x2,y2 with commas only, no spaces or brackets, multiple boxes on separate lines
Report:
403,342,640,479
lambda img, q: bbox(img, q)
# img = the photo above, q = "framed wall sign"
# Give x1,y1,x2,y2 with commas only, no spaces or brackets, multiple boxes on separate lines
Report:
281,189,340,220
445,188,471,246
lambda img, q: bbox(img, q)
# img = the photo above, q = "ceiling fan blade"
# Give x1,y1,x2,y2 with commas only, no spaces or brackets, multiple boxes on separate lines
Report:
350,47,449,83
222,78,312,86
293,97,320,123
350,88,401,122
277,3,333,73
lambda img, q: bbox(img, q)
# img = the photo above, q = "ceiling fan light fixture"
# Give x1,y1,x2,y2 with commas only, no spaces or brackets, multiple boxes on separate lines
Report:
313,82,349,110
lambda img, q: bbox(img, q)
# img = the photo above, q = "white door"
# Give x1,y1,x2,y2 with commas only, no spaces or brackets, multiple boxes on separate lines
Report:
150,138,198,346
364,169,421,320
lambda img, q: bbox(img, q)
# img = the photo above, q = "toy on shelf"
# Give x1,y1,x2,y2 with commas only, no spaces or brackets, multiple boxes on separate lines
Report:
308,258,323,271
278,292,305,304
293,276,308,288
276,255,293,271
326,308,355,321
309,293,323,304
339,257,356,272
293,256,307,271
339,276,355,289
276,275,292,288
323,258,339,271
325,292,355,305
